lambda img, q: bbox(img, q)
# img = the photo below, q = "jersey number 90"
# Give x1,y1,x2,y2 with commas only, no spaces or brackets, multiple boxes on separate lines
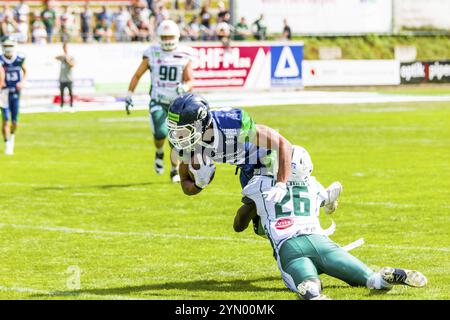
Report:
159,66,177,81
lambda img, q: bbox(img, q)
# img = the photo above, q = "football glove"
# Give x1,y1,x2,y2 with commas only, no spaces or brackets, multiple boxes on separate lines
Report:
189,155,216,189
176,83,189,96
125,91,133,115
324,182,343,214
263,182,288,203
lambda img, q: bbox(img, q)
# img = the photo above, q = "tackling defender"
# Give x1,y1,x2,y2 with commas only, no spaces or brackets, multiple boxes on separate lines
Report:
125,20,195,183
234,145,427,300
166,93,293,208
0,37,26,155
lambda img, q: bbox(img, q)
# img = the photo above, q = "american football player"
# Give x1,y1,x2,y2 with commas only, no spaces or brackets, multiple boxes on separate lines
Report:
126,20,195,183
166,93,293,211
234,145,427,300
0,37,27,155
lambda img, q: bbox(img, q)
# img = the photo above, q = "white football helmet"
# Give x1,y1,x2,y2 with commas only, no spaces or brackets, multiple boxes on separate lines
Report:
157,20,180,51
2,37,17,58
289,145,313,182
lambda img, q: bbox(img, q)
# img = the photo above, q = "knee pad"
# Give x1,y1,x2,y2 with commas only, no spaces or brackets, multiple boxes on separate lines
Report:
297,279,322,300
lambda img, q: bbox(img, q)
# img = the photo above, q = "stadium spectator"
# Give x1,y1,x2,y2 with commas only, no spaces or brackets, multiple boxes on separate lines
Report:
176,14,190,41
186,15,200,41
56,42,75,111
253,14,267,40
234,17,250,41
96,5,113,29
16,15,28,43
31,14,47,44
41,1,56,43
94,17,112,43
200,4,211,29
215,19,231,43
146,0,154,11
60,6,75,43
13,0,30,24
154,3,169,26
80,2,93,43
130,4,152,41
217,1,230,23
282,19,292,40
200,4,213,40
2,11,20,39
114,6,132,42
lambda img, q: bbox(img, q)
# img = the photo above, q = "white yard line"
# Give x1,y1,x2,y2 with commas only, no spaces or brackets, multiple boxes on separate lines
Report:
0,223,260,243
0,285,143,300
347,201,416,208
1,222,448,252
20,91,450,114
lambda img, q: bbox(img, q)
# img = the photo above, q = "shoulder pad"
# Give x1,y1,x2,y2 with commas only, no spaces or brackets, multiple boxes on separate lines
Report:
211,108,243,130
242,175,269,198
177,45,197,59
143,44,158,58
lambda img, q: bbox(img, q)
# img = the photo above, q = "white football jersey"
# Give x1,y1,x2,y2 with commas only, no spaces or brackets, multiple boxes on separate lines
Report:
242,175,329,254
143,44,195,104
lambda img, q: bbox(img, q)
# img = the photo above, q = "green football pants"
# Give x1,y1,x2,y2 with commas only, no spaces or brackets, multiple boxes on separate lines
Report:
278,234,374,289
149,100,170,140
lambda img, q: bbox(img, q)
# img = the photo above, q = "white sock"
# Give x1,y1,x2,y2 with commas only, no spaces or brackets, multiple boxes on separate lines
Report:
10,134,14,144
156,147,164,154
367,272,392,290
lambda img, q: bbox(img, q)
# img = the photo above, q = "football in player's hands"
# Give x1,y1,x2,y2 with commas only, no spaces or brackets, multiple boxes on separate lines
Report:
188,153,216,188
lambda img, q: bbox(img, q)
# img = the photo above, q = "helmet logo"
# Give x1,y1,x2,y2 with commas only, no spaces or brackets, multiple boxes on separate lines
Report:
198,107,207,120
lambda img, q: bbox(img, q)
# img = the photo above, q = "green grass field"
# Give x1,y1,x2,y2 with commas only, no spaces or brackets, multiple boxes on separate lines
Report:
0,100,449,300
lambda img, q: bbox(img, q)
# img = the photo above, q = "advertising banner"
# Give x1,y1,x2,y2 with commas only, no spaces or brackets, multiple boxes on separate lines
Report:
191,43,303,89
19,42,304,94
303,60,400,86
394,0,450,30
400,61,450,84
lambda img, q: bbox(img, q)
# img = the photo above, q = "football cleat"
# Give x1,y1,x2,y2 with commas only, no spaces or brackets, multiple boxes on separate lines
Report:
170,169,180,183
154,152,164,175
324,182,343,214
5,140,13,155
380,267,427,288
297,280,330,300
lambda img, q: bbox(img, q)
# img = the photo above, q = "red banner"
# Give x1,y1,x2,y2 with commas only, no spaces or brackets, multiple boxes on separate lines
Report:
191,44,270,89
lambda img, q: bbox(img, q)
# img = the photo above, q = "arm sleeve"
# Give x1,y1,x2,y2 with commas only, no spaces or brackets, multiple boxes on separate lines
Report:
238,109,257,143
310,177,328,204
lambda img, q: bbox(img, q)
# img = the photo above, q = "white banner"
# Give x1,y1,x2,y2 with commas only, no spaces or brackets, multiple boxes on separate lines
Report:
303,60,400,86
394,0,450,30
236,0,393,34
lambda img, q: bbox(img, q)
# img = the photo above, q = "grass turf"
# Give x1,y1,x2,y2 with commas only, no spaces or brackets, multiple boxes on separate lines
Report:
0,101,449,300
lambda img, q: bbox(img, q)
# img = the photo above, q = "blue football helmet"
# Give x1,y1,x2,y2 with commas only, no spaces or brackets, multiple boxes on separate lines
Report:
167,93,212,151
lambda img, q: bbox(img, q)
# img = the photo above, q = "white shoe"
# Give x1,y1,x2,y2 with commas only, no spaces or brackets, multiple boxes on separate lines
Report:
380,267,427,288
5,140,13,155
324,182,343,214
154,152,164,175
69,107,75,113
170,170,180,183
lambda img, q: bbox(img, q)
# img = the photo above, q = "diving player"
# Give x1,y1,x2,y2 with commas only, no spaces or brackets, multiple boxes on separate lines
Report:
0,37,26,156
125,20,195,183
233,145,427,300
166,93,293,207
